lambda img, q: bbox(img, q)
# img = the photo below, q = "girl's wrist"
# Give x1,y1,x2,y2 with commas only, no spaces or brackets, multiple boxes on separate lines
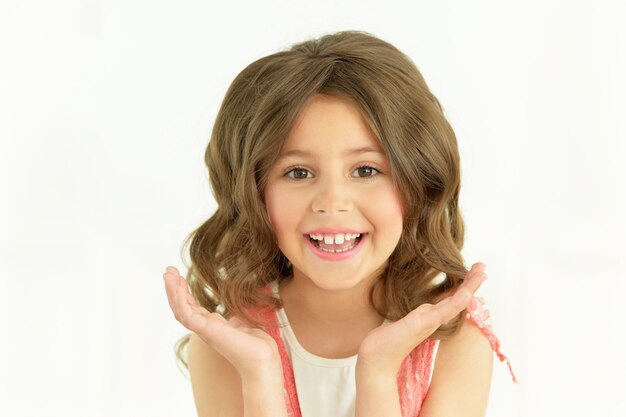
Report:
239,359,284,386
241,370,284,393
355,364,402,417
241,369,287,417
355,360,397,384
355,355,401,381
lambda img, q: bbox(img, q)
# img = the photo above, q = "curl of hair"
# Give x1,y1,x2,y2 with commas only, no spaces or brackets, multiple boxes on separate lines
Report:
174,30,470,371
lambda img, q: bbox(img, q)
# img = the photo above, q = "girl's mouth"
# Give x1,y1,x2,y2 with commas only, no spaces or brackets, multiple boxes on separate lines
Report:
308,234,363,252
304,233,367,260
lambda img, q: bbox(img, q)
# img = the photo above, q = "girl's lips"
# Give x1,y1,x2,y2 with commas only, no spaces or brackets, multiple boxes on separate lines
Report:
304,233,367,261
304,228,363,235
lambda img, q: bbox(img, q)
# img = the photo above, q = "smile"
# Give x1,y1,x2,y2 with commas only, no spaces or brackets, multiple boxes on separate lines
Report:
303,233,367,261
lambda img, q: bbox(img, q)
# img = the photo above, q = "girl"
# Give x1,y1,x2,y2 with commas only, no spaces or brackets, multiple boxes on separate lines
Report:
163,30,516,417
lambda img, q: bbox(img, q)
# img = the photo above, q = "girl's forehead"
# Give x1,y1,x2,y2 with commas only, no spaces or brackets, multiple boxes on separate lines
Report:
278,95,385,158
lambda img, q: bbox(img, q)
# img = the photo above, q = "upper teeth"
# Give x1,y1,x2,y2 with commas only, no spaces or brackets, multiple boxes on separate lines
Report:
308,233,361,244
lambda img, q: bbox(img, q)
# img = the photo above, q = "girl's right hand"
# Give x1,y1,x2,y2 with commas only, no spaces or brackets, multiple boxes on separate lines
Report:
162,266,282,381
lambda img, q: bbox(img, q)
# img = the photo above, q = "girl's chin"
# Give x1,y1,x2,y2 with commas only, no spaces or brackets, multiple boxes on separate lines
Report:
291,269,374,292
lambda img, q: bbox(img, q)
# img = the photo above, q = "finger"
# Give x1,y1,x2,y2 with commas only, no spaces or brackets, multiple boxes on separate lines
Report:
466,265,485,278
164,267,202,310
460,264,484,282
168,277,228,336
448,278,483,311
163,270,181,314
166,271,186,320
401,302,447,337
174,286,220,333
462,270,487,295
164,269,197,322
168,267,197,298
162,269,238,350
176,274,200,307
470,262,487,273
430,298,464,327
175,278,203,324
431,282,480,325
398,266,488,344
166,265,180,275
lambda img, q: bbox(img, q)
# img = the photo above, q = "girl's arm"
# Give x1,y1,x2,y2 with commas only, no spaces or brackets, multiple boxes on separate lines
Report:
354,364,402,416
188,333,287,417
417,317,493,417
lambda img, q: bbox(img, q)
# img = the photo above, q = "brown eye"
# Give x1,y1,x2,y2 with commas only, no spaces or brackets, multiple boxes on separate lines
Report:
285,167,312,180
353,165,381,178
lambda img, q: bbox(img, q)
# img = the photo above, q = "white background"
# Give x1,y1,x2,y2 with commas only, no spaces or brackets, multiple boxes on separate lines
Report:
1,0,625,416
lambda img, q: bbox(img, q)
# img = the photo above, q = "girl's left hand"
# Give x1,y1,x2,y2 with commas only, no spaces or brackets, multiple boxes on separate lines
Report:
356,262,487,376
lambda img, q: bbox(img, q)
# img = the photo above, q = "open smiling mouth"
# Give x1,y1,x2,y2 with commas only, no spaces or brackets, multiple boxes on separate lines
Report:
306,233,366,253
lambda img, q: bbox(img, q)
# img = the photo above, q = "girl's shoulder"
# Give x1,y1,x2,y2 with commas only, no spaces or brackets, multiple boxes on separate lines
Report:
416,311,495,417
408,296,517,416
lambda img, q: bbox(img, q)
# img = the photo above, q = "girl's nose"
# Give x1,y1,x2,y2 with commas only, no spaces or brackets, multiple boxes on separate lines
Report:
311,178,354,214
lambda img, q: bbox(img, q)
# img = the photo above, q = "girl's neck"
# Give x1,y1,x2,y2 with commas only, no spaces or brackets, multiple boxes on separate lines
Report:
277,274,387,358
278,274,386,325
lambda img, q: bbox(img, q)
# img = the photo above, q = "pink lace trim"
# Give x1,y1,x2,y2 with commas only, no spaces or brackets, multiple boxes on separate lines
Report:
466,296,519,383
396,339,437,417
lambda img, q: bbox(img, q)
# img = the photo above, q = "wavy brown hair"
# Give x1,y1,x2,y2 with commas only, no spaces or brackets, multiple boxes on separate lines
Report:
173,30,470,371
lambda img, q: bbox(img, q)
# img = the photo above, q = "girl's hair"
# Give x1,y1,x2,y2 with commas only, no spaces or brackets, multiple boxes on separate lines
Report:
174,30,468,371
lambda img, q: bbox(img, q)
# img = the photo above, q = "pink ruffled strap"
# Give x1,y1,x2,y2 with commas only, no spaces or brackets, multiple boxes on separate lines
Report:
257,305,302,417
255,287,302,417
396,339,437,417
466,296,519,383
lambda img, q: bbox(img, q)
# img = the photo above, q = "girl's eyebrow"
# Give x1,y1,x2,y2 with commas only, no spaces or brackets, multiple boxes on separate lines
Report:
277,146,383,161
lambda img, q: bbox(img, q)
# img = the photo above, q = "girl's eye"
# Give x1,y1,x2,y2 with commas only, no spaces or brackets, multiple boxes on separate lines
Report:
352,165,381,178
284,167,312,180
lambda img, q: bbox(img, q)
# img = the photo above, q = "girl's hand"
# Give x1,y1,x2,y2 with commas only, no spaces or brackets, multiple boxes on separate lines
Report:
356,262,488,377
162,266,282,381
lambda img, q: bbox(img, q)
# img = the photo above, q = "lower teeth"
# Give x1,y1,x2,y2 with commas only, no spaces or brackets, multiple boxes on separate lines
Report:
320,246,353,253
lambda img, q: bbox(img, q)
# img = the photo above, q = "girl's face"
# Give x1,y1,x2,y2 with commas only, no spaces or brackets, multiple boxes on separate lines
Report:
264,94,404,292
